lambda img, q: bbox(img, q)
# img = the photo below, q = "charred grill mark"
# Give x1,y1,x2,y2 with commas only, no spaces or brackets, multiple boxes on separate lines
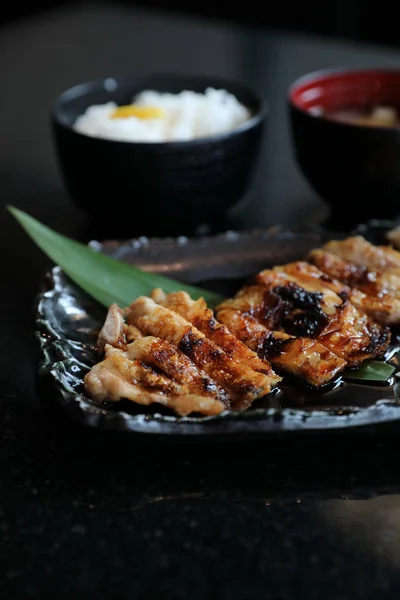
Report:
365,324,391,356
148,345,175,365
179,332,223,364
178,329,198,356
136,360,179,393
207,316,219,331
273,283,324,311
178,331,259,398
335,264,371,287
261,290,285,330
258,334,293,360
342,265,372,287
283,311,328,338
268,283,330,338
236,281,332,339
209,348,223,361
334,291,349,316
319,273,334,283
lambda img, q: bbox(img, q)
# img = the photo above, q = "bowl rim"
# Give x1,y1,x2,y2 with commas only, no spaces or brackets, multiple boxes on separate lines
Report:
287,66,400,132
51,72,268,148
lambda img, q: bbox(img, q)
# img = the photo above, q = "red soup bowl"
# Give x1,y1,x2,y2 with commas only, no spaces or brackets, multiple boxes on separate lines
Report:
289,68,400,222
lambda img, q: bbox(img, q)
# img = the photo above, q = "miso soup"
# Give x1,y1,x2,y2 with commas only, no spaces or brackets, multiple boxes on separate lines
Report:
324,105,400,128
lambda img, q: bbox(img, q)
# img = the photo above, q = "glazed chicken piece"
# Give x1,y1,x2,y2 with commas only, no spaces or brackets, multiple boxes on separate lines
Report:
217,258,390,384
261,262,391,365
90,303,230,415
89,293,280,414
216,302,345,387
126,296,278,407
308,249,400,325
324,236,400,274
84,344,227,416
216,279,348,387
151,288,281,382
126,336,229,405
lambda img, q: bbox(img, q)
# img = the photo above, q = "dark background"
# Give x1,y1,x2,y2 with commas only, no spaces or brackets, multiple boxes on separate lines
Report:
1,0,400,49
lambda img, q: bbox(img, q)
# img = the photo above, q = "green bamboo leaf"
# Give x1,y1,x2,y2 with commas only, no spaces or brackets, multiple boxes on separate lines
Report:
8,206,224,308
343,360,396,382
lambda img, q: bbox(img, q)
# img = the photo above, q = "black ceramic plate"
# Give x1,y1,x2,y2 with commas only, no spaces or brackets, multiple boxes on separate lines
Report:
35,223,400,437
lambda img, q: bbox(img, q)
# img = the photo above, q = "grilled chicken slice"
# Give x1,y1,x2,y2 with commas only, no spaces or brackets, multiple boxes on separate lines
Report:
84,344,226,416
254,265,390,366
152,288,281,383
216,306,345,387
126,336,229,405
127,296,276,406
308,249,400,325
324,236,400,274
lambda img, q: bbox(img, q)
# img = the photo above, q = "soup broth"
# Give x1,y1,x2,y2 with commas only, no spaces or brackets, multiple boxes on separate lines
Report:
324,105,400,127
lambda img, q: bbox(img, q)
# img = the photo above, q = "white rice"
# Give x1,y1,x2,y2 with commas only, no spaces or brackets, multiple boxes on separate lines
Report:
73,88,251,143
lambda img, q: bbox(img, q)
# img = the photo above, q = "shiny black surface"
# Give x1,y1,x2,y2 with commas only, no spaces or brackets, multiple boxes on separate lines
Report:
4,2,400,598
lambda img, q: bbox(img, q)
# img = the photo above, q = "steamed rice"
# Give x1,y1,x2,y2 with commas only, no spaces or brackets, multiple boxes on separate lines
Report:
73,88,251,143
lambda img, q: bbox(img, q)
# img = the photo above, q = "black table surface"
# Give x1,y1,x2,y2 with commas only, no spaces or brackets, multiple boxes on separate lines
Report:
4,2,400,598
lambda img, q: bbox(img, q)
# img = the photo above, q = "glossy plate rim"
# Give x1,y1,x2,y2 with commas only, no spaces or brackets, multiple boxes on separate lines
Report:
34,222,400,437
